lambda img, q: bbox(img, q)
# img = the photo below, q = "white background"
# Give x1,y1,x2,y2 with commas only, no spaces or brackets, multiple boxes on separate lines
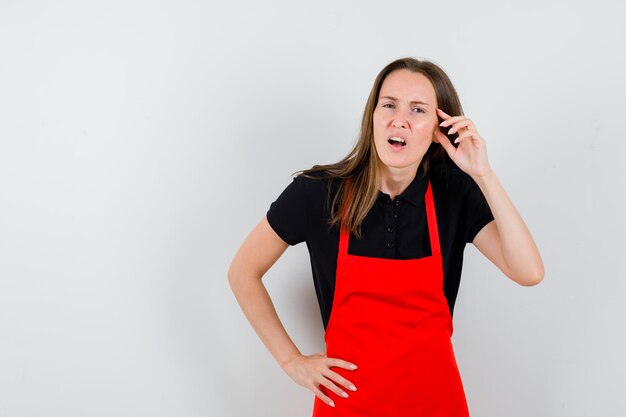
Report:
1,1,625,416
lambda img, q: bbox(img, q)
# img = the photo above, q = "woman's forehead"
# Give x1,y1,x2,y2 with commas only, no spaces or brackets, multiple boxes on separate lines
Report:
379,70,436,105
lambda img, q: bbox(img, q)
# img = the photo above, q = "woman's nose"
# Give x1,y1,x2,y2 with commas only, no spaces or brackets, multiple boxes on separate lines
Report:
392,119,407,129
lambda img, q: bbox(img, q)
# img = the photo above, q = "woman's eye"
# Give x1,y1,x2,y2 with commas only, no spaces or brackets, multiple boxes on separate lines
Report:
380,103,423,113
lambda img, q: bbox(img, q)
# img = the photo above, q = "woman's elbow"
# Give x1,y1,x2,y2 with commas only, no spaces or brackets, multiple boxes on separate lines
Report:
514,264,544,287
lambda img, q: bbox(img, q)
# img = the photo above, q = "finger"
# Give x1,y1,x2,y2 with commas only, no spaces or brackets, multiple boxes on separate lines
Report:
325,357,358,371
439,114,468,127
447,119,474,135
318,375,349,399
323,368,358,392
311,384,336,408
436,109,451,126
454,130,474,144
436,108,451,118
436,109,450,125
436,130,457,155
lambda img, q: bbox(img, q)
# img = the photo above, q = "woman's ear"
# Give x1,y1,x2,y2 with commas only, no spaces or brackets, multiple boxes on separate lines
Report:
433,116,444,143
433,128,442,143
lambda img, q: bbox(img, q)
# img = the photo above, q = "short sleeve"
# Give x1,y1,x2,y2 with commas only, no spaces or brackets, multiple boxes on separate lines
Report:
266,175,308,246
464,176,494,243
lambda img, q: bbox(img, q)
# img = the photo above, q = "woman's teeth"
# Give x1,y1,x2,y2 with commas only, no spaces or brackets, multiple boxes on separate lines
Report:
388,136,406,146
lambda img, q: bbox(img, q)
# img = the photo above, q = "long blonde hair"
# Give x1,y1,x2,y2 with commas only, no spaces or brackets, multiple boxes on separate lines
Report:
293,57,465,239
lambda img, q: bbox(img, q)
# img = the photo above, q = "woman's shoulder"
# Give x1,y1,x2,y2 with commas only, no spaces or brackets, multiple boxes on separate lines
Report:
429,160,480,197
430,160,472,181
292,169,344,215
430,159,467,179
294,169,341,192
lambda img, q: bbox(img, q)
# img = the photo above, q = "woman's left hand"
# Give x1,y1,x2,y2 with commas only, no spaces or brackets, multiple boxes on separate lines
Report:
435,108,492,178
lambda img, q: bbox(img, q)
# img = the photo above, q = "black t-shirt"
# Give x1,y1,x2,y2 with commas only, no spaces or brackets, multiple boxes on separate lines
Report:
266,161,494,330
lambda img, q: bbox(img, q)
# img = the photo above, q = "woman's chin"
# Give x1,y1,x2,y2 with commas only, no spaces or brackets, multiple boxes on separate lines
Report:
377,156,421,171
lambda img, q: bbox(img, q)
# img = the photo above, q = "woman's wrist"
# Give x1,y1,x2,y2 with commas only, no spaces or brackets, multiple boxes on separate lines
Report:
471,167,497,187
280,351,304,372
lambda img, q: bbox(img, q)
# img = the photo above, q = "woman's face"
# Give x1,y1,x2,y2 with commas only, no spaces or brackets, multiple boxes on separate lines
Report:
372,69,439,173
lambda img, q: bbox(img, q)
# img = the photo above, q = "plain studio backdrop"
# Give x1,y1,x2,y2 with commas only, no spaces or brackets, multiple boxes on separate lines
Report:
1,1,625,416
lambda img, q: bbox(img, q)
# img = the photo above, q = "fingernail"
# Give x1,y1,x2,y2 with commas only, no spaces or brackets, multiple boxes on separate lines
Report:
350,364,357,370
439,121,445,126
349,384,357,391
329,400,335,407
448,128,454,134
341,392,349,398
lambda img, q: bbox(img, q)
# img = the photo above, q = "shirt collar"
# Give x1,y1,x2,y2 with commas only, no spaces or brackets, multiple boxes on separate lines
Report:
377,164,429,207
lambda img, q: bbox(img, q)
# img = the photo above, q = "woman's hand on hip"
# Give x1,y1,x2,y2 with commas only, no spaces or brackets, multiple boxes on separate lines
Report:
435,108,493,178
282,351,358,408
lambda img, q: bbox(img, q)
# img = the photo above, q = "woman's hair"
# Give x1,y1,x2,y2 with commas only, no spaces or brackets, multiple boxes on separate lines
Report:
293,57,465,239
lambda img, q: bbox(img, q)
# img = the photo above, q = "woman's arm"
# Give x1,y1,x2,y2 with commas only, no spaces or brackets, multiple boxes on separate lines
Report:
227,216,300,368
435,108,544,286
227,216,358,407
471,171,544,286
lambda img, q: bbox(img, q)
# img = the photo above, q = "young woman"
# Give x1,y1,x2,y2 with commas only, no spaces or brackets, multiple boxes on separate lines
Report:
228,57,544,416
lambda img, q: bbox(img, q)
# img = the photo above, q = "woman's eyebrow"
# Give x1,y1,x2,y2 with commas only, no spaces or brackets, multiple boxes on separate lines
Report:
379,95,431,107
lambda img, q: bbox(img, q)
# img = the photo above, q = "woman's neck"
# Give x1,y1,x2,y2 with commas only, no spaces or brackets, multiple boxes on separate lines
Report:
377,162,421,201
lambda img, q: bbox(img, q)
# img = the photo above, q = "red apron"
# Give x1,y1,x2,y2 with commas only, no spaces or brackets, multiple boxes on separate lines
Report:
312,180,470,416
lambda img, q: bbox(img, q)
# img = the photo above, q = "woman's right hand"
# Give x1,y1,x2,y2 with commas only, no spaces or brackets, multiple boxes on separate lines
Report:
282,351,358,408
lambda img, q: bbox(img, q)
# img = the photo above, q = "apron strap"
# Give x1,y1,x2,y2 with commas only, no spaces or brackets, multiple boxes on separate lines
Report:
338,178,352,256
424,180,441,257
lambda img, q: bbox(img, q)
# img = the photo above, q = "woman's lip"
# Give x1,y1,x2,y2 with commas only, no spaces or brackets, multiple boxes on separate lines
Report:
388,136,406,142
388,141,406,151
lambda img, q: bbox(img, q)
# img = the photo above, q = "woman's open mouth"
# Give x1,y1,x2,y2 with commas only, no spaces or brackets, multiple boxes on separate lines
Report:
388,136,406,151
